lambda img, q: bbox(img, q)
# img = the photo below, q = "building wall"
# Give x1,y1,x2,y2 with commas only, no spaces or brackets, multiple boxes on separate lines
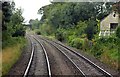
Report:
100,12,119,31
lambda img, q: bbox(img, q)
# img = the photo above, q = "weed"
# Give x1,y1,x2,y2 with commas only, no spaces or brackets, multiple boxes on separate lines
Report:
2,37,26,76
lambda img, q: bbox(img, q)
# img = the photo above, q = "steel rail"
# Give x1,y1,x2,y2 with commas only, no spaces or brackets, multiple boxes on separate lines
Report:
33,36,51,77
37,35,113,77
53,40,113,77
23,36,35,77
37,36,86,77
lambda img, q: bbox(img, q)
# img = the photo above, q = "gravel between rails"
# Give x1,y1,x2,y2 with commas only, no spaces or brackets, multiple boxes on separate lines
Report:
29,36,48,76
37,35,119,77
41,40,82,76
54,41,119,76
52,41,104,76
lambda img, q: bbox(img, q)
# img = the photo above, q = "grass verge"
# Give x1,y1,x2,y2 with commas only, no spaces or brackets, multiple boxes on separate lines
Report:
1,37,26,76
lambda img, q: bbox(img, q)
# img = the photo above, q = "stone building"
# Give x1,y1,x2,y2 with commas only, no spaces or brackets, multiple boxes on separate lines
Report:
99,11,119,36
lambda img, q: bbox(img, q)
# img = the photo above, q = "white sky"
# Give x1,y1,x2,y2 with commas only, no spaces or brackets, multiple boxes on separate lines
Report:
13,0,51,24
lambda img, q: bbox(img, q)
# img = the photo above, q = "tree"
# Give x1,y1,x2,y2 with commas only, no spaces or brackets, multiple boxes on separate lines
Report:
29,19,34,30
29,19,40,30
2,1,25,48
76,21,87,36
85,20,97,40
2,1,13,31
38,2,113,29
2,1,25,40
11,8,25,37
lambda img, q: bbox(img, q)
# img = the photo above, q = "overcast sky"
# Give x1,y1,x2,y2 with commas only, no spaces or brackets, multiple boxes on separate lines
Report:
13,0,51,24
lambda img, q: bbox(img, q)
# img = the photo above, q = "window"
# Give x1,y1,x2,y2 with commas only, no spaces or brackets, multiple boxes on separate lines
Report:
110,23,118,30
113,12,116,17
113,14,116,17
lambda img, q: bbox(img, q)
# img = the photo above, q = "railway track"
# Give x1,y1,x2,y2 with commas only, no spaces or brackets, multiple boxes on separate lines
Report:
33,35,85,76
36,35,113,77
33,36,51,77
23,36,35,77
23,35,51,77
33,36,85,76
54,41,113,77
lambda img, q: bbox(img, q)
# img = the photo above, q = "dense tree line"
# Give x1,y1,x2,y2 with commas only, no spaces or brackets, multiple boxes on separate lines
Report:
37,2,114,40
29,19,41,30
2,1,25,48
30,2,120,70
37,2,120,70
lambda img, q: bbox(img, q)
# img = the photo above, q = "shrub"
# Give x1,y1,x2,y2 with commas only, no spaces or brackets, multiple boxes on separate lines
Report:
2,37,26,76
116,25,120,38
98,37,107,43
36,30,41,35
40,24,55,35
68,35,75,44
91,42,103,58
70,38,84,49
76,21,87,36
55,30,64,42
12,30,25,37
97,37,117,45
85,20,97,40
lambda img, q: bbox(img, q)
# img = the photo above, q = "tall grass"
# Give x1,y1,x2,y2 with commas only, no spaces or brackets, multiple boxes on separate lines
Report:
1,37,26,76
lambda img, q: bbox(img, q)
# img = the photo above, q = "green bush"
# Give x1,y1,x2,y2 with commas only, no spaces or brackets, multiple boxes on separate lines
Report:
68,35,76,44
70,38,84,49
97,37,117,44
55,30,64,42
91,42,103,58
12,30,25,37
63,29,77,43
90,37,119,59
85,20,97,40
116,25,120,38
36,30,41,35
39,23,55,36
76,21,87,36
2,37,26,49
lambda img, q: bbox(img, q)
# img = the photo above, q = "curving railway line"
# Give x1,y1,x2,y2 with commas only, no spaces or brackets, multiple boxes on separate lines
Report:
21,34,115,77
24,35,85,77
33,35,85,76
23,35,51,77
35,35,113,77
7,34,117,77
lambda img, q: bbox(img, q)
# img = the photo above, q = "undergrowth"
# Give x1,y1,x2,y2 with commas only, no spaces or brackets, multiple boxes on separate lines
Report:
2,37,26,76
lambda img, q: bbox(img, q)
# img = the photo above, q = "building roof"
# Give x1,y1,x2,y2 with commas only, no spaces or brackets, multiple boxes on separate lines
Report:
100,11,119,23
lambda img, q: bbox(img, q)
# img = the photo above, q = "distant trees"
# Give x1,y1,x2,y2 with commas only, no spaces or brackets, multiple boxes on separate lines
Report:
29,19,40,30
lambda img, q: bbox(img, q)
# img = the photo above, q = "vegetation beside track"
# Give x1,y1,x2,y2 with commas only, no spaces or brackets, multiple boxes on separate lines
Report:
2,37,26,76
1,1,26,76
30,2,120,70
